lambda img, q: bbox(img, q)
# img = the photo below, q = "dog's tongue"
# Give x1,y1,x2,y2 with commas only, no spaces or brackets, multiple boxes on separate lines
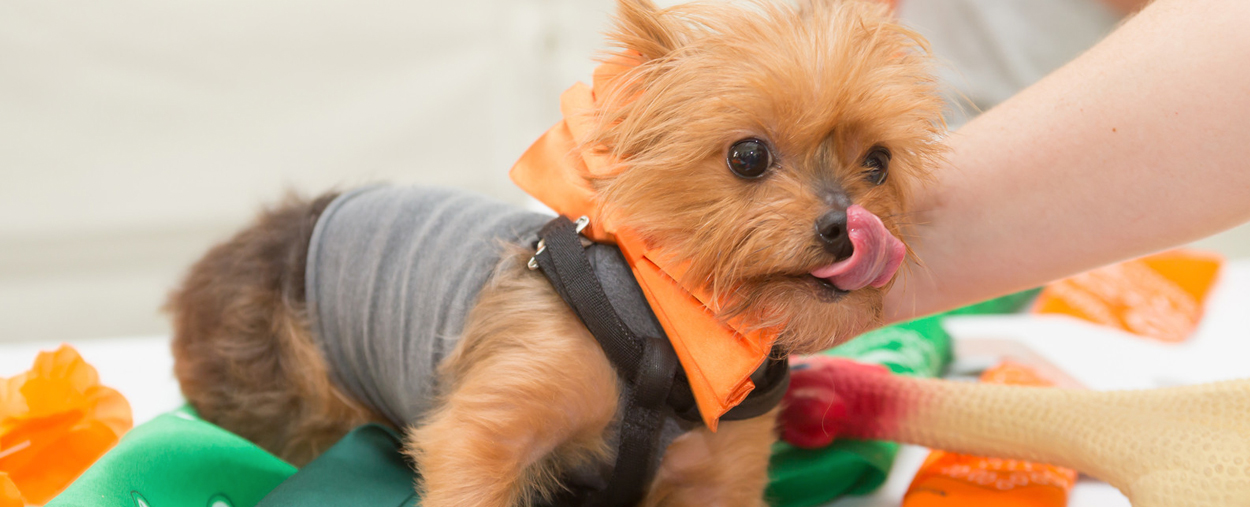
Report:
809,205,906,292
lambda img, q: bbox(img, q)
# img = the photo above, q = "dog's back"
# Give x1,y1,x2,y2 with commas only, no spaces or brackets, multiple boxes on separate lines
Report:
303,186,552,428
169,187,553,465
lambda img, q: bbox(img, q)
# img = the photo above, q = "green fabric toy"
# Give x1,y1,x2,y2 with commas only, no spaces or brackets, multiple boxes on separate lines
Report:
256,424,417,507
48,406,295,507
51,409,416,507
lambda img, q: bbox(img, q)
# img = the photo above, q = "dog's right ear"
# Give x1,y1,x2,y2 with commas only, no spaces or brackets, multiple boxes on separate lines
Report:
608,0,682,62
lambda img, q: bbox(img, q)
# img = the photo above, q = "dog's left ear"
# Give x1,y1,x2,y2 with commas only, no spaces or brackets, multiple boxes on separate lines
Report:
608,0,683,62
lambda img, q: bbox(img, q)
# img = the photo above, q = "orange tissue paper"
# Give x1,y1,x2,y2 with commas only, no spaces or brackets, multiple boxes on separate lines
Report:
1033,249,1222,343
0,345,132,505
902,362,1077,507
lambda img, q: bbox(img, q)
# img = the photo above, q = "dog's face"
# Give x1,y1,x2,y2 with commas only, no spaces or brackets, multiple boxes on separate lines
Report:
592,0,945,354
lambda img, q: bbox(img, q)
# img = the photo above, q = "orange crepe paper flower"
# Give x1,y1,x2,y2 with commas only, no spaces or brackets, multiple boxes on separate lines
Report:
1033,249,1223,343
510,53,774,431
0,345,132,505
0,474,20,507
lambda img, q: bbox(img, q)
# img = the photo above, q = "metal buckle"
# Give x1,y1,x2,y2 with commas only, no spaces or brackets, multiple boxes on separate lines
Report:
528,216,590,270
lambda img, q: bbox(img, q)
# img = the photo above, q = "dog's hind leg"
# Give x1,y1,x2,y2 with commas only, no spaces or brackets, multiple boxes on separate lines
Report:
405,253,621,507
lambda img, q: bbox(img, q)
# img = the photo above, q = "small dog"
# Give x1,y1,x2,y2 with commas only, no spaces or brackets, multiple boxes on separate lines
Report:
168,1,944,506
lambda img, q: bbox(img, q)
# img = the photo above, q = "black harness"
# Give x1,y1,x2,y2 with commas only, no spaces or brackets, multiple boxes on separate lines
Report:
530,216,790,507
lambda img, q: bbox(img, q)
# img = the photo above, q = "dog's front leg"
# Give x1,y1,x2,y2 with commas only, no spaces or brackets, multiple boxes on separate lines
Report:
643,409,778,507
405,309,620,507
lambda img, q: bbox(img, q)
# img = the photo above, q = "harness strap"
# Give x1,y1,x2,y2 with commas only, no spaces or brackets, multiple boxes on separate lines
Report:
535,217,648,381
532,216,790,506
533,216,676,507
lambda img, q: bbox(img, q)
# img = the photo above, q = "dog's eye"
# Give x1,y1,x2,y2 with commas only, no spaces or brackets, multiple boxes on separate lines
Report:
862,147,891,185
727,138,771,179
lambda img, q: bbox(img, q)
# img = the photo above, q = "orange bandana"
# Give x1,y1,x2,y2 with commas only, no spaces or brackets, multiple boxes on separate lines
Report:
510,56,775,431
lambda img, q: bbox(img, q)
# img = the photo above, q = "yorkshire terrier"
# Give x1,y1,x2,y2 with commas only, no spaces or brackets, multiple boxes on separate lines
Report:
168,0,944,506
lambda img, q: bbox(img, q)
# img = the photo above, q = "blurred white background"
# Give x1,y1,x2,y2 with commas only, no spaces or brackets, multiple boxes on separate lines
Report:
2,0,1248,343
1,0,613,342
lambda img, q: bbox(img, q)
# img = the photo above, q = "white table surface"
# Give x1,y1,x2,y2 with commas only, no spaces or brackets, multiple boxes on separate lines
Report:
5,260,1247,506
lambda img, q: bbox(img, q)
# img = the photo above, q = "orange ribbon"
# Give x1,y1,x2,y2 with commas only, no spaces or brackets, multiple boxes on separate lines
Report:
511,54,774,430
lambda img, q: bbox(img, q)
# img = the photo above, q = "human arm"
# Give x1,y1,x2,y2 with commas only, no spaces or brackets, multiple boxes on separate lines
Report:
885,0,1250,322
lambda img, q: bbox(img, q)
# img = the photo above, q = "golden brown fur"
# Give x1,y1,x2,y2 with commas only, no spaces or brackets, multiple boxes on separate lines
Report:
408,247,621,506
169,0,944,505
592,0,944,353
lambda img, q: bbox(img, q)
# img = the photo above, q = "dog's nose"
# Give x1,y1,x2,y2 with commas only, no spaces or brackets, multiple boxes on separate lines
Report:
816,209,854,261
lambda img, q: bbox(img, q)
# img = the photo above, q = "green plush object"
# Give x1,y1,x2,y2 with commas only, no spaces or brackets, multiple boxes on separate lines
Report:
54,291,1038,507
49,406,296,507
256,424,418,507
941,288,1040,316
765,315,950,507
768,439,899,506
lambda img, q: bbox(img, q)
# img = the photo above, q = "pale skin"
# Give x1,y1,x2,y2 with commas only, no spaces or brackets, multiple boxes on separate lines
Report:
885,0,1250,322
1099,0,1151,15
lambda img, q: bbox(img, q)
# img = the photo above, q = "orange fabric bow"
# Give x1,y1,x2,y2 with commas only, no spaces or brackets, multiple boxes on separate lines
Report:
0,345,132,505
511,55,776,430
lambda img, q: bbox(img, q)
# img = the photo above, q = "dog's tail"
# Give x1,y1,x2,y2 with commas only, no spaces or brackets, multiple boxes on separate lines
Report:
166,191,374,465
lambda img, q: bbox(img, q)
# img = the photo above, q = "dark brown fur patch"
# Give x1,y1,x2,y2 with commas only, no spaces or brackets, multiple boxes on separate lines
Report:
167,192,374,465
